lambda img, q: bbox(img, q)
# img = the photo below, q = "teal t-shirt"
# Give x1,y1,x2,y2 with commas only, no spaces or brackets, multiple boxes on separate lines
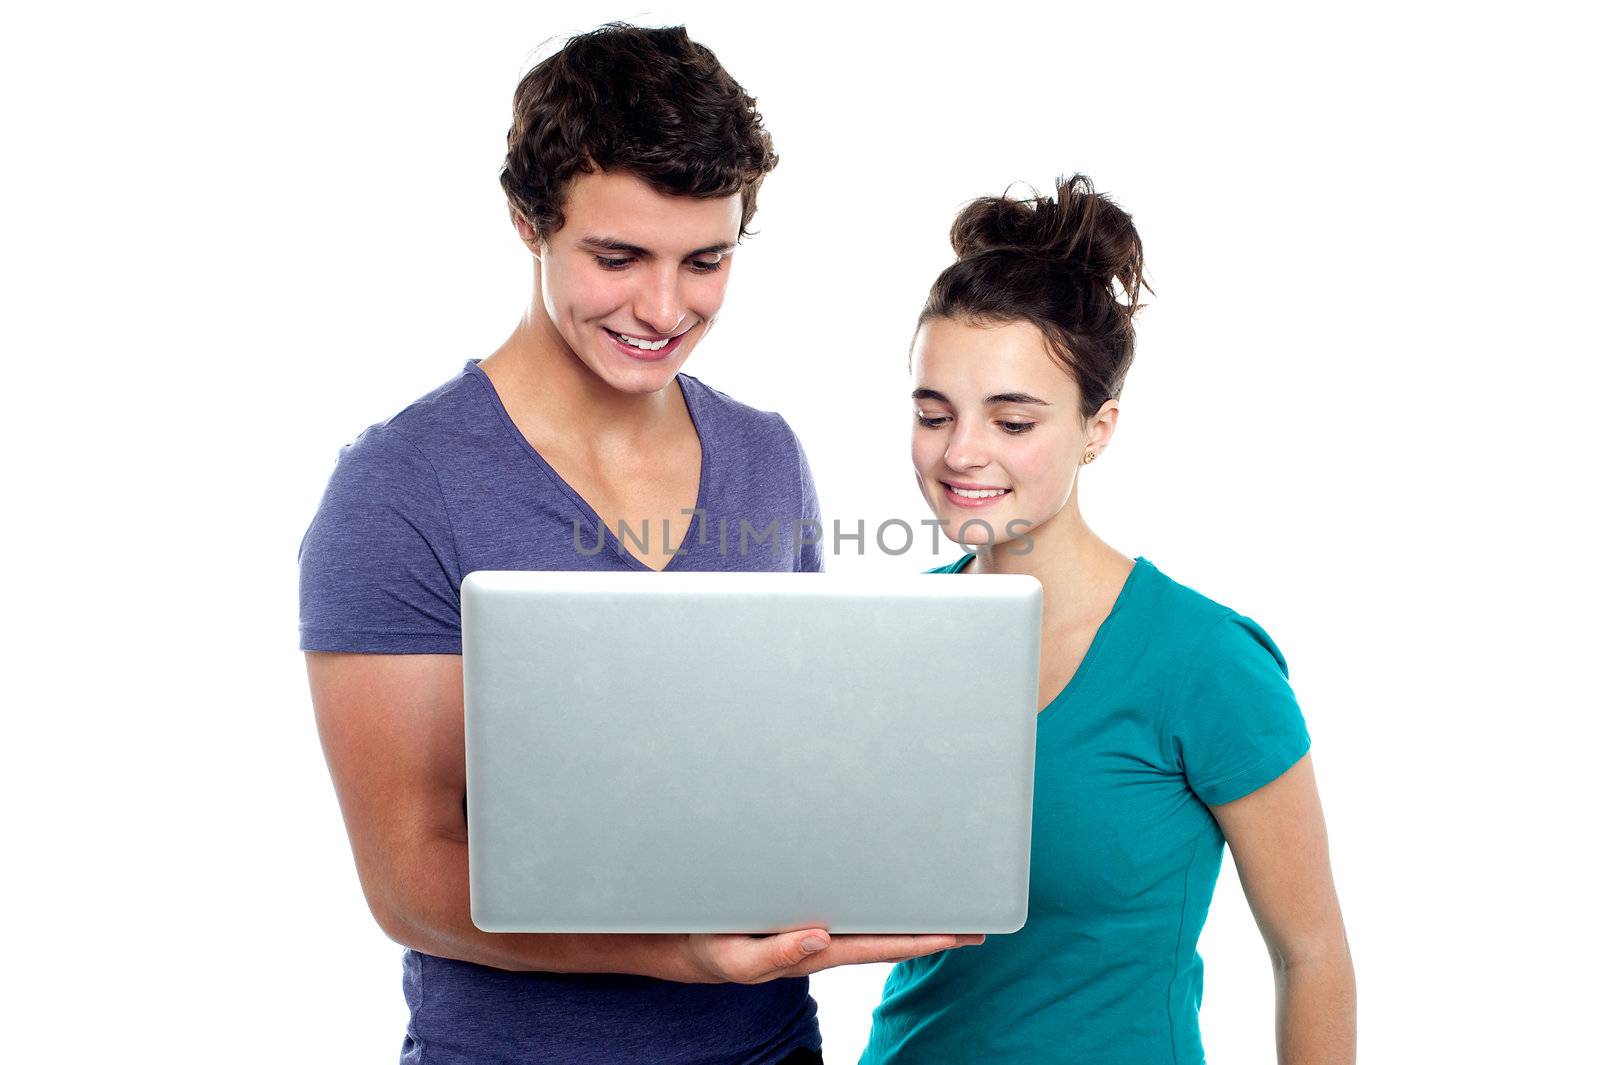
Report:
860,554,1311,1064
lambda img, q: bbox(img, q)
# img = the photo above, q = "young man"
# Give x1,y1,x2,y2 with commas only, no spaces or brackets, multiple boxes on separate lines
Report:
298,24,977,1065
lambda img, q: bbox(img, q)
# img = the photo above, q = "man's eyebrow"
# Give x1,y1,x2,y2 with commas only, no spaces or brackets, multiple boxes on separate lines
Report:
579,236,737,258
912,388,1052,406
581,236,649,256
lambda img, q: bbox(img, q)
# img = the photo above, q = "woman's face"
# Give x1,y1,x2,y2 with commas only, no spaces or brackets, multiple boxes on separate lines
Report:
910,316,1109,551
520,169,742,395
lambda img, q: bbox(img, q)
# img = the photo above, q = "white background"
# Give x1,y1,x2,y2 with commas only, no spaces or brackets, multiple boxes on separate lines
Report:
6,1,1596,1061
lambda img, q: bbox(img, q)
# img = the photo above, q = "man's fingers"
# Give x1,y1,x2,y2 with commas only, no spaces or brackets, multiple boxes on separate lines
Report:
713,929,831,982
708,931,984,982
839,934,983,962
765,929,831,974
787,933,985,973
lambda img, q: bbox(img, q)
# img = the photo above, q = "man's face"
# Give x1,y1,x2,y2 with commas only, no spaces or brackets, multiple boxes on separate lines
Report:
527,169,742,394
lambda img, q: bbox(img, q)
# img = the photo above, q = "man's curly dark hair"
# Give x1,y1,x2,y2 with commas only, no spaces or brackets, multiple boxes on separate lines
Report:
500,23,779,241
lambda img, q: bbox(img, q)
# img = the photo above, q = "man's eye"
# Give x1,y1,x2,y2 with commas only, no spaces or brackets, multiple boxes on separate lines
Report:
689,259,725,273
998,421,1036,434
916,414,950,428
595,256,633,270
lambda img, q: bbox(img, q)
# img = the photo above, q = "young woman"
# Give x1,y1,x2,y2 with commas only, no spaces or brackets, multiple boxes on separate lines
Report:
861,176,1356,1063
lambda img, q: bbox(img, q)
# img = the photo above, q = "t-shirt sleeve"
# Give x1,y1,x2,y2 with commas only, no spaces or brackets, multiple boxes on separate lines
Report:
783,417,825,574
297,425,464,654
1165,611,1311,806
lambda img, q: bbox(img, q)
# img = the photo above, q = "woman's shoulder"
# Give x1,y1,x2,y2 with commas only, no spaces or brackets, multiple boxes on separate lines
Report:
1127,558,1287,664
1134,558,1237,626
1132,556,1280,646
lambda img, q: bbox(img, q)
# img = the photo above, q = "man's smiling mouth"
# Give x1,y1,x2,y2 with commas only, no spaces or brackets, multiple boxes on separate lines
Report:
602,325,693,361
604,327,688,352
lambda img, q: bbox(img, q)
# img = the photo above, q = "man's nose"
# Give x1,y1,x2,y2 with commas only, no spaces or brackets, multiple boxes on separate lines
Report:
633,267,687,336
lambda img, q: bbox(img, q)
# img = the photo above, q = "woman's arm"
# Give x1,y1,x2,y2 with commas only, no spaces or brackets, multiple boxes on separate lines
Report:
1211,753,1356,1064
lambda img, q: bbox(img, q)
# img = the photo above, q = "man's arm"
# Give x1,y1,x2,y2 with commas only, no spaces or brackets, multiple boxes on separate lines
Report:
307,651,980,983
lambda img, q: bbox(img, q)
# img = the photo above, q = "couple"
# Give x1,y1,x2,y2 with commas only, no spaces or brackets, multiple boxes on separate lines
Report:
298,22,1355,1065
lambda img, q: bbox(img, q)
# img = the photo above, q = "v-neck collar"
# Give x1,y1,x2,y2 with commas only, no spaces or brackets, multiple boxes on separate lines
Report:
950,552,1150,717
464,358,710,572
1038,556,1148,716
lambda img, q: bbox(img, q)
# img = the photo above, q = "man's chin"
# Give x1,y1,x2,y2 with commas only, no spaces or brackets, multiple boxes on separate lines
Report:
590,350,692,395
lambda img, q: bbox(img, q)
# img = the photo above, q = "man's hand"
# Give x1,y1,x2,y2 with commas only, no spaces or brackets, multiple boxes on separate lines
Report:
684,930,985,984
310,650,988,982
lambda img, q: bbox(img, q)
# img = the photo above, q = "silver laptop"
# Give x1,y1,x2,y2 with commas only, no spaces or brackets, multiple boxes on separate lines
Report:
462,570,1042,934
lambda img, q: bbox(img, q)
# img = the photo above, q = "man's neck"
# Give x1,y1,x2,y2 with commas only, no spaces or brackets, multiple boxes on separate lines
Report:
479,310,681,447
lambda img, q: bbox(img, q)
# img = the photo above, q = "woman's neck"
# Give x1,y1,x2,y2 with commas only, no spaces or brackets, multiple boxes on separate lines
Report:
968,499,1133,633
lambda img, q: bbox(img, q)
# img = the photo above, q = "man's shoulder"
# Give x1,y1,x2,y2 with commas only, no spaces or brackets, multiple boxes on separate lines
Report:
329,361,495,470
378,360,492,448
678,373,797,447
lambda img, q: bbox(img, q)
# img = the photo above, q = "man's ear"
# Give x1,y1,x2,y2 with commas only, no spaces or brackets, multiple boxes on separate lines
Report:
510,208,542,257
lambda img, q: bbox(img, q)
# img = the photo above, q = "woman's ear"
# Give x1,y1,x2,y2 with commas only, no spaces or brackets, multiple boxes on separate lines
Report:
1086,399,1120,455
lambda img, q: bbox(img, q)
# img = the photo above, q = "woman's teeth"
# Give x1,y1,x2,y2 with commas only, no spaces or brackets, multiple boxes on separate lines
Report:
949,486,1008,498
608,329,671,351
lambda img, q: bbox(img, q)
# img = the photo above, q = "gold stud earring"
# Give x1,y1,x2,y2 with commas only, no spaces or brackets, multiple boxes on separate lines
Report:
1083,450,1098,465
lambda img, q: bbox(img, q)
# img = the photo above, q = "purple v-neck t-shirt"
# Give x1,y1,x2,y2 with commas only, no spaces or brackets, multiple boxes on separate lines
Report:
298,359,824,1064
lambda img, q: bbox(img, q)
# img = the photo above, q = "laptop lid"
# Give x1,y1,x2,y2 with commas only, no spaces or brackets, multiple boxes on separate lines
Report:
463,570,1041,934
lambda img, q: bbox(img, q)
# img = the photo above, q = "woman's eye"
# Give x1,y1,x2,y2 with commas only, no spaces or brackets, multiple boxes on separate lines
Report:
915,414,950,429
998,421,1036,435
689,258,725,274
595,256,633,270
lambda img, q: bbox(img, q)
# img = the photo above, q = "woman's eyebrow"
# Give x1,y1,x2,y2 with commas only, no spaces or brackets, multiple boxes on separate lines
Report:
912,388,1051,406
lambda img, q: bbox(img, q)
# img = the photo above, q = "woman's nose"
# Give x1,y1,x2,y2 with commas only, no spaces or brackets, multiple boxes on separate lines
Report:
944,421,990,471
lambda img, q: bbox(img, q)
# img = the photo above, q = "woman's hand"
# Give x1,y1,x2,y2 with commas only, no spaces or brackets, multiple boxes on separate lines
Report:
684,929,985,984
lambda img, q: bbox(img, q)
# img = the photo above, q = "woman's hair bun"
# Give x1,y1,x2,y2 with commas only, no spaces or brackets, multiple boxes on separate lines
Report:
921,173,1151,417
948,173,1147,313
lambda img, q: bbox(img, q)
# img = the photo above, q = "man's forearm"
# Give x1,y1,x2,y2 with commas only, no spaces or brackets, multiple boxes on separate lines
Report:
1275,949,1357,1064
373,832,706,983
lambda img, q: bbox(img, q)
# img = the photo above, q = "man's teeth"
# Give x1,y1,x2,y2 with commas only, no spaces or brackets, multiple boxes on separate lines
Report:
950,486,1008,499
611,330,671,351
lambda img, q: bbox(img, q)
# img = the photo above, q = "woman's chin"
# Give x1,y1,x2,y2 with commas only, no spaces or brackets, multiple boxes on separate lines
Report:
944,520,1008,550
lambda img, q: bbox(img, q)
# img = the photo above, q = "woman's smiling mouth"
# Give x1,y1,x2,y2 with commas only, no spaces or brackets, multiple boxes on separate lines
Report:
942,480,1012,508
